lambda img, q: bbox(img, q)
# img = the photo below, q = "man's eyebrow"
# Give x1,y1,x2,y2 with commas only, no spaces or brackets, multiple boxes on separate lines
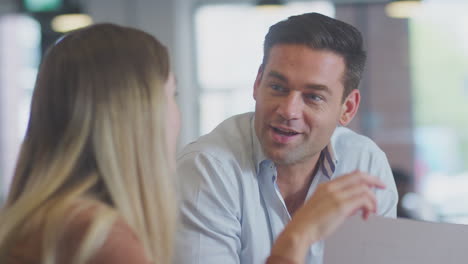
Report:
266,70,332,95
266,71,288,82
304,84,332,95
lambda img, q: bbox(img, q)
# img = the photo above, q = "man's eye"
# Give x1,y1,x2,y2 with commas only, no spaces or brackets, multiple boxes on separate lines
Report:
305,94,323,102
270,84,287,93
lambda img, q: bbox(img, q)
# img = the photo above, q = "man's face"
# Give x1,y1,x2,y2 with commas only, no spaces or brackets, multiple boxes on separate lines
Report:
253,44,359,166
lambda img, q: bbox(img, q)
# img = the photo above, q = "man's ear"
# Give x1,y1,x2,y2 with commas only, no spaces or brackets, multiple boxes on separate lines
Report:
339,89,360,126
253,65,264,101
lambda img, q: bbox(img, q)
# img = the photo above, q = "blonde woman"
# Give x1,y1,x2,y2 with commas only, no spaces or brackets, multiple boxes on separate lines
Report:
0,24,179,264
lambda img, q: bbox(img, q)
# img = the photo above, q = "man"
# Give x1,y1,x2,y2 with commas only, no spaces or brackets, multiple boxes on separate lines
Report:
174,13,397,264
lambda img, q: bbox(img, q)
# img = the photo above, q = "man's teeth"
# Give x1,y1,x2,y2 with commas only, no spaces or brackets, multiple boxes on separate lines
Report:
273,127,298,136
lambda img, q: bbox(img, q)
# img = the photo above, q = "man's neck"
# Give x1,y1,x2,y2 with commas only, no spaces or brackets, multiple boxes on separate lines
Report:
275,154,321,215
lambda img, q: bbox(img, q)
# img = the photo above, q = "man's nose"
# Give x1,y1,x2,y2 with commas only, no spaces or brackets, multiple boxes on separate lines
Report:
276,93,302,120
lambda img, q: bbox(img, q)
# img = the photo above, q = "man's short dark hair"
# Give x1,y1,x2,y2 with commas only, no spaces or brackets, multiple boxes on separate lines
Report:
262,12,366,99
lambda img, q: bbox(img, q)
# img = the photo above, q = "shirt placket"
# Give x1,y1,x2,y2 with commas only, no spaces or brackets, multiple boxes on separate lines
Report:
258,161,291,246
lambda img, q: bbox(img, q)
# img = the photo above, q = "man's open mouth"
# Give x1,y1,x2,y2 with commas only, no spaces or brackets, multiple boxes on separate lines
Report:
272,127,299,136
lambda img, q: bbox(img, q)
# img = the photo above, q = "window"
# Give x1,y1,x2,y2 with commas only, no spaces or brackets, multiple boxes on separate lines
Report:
410,1,468,223
0,15,40,202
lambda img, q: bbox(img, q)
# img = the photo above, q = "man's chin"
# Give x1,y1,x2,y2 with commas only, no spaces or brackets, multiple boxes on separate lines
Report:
261,140,301,163
264,149,295,165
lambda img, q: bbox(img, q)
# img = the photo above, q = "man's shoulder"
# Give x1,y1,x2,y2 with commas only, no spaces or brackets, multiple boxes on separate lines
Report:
176,113,255,198
331,127,383,155
178,112,254,161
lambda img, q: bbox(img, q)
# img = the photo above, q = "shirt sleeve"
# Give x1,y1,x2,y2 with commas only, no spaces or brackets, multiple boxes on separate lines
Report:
173,151,242,264
370,149,398,218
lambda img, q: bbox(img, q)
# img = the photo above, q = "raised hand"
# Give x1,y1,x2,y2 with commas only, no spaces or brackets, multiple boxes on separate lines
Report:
268,171,386,264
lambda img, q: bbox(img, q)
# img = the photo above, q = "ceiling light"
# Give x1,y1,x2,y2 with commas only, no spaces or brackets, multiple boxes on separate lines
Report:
256,0,284,9
51,13,92,32
386,0,422,19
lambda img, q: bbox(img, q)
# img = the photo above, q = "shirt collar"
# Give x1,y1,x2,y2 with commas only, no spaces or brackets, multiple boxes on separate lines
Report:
251,116,339,178
320,144,337,179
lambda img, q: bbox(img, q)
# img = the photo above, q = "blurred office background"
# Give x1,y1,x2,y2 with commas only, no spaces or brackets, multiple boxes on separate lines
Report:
0,0,467,224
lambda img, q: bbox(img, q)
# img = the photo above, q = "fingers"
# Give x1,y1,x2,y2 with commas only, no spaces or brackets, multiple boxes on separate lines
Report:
347,189,378,220
342,185,377,211
328,183,377,219
289,171,384,243
314,171,382,220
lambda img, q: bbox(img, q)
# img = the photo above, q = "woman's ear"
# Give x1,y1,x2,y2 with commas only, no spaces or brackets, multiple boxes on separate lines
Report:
339,89,360,126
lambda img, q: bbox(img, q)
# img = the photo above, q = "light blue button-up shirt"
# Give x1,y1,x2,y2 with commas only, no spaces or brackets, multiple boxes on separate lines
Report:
174,112,397,264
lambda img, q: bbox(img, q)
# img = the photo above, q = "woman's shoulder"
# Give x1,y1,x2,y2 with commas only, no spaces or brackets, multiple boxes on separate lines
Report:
80,218,151,264
5,230,42,264
59,200,151,264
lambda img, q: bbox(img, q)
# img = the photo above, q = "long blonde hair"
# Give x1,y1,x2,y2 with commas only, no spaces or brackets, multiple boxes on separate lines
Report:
0,24,176,263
